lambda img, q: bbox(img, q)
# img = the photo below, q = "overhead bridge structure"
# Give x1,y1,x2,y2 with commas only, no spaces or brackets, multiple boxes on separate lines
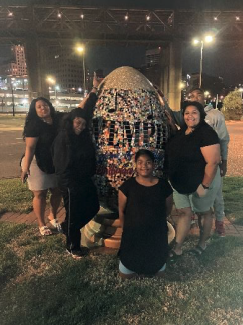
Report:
0,2,242,107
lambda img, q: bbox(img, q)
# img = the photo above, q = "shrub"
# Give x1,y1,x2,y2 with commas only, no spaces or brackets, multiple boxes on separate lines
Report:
222,90,243,120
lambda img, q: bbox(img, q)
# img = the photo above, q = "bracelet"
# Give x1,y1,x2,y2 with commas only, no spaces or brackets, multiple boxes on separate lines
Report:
201,183,209,189
92,86,98,90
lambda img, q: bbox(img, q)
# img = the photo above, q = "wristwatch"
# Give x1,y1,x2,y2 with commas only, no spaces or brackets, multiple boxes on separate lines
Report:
201,183,209,189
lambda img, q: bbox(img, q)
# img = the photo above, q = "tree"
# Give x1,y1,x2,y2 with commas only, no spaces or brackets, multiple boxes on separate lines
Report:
222,90,243,120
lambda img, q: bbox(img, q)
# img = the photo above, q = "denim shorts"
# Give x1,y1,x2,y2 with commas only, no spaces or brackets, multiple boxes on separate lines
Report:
119,261,166,275
173,167,221,213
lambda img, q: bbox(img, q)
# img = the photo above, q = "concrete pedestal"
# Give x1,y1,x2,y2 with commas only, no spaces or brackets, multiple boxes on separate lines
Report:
83,206,175,249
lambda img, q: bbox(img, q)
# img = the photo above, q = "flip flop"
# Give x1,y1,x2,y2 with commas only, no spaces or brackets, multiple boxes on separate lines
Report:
169,249,182,262
39,226,52,236
189,245,206,256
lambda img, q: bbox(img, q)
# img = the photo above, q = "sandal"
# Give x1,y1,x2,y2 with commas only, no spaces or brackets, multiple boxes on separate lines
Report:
189,245,206,256
169,249,182,262
48,218,63,233
39,226,52,236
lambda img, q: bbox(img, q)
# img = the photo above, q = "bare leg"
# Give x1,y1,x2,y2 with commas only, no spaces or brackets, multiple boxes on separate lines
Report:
32,190,48,227
48,187,62,220
198,210,213,249
172,207,193,255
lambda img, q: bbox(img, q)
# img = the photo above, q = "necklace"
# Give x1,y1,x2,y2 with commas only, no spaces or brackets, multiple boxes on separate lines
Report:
185,128,194,135
42,117,52,125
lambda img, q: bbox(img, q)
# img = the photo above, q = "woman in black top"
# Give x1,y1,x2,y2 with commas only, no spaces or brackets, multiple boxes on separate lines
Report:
118,149,173,279
52,105,99,259
166,101,221,257
21,98,63,236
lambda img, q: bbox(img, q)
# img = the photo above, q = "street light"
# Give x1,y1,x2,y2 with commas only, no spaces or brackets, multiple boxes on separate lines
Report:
192,35,214,88
75,44,86,93
46,76,56,86
179,82,185,89
46,76,57,99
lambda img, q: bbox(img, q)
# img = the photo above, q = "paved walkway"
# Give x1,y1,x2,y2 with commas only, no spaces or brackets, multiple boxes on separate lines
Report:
1,205,243,238
226,121,243,177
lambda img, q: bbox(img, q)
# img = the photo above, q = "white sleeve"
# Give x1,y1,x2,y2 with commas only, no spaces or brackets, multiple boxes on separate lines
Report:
213,112,230,160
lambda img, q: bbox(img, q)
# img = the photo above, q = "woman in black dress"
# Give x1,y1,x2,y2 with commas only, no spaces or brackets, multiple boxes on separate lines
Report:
118,149,173,279
21,98,63,235
52,94,100,259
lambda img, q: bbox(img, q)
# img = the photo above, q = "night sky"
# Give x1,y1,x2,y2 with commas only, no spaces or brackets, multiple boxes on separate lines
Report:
0,0,242,86
85,42,243,86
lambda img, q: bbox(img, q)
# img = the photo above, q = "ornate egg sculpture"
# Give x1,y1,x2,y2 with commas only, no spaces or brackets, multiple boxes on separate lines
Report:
92,66,169,200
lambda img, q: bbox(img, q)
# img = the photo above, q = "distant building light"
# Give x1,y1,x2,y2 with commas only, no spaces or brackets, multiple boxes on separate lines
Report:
80,14,84,19
146,15,150,21
8,12,13,17
124,14,129,21
57,12,62,18
236,16,240,21
214,17,218,21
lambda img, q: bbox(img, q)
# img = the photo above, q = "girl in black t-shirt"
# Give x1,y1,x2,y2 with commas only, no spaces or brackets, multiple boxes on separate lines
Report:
118,149,173,279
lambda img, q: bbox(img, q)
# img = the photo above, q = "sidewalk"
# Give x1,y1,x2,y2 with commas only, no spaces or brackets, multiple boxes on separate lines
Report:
1,206,243,237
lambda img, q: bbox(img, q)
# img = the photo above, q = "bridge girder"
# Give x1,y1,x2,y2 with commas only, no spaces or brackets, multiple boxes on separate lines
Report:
0,5,242,45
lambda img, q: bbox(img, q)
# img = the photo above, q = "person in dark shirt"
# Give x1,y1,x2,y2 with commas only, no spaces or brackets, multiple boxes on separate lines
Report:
166,101,221,257
118,149,173,279
21,97,63,236
52,88,100,259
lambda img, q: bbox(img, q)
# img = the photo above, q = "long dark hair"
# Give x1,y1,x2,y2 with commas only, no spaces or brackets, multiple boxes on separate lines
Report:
23,97,56,139
60,108,90,144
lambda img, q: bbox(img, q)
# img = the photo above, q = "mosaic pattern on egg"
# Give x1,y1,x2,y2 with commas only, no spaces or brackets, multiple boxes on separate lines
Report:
92,66,169,196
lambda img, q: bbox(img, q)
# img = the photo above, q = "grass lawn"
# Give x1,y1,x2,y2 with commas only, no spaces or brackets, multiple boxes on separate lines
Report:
223,177,243,225
1,176,243,225
0,222,243,325
0,177,243,324
0,178,33,214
